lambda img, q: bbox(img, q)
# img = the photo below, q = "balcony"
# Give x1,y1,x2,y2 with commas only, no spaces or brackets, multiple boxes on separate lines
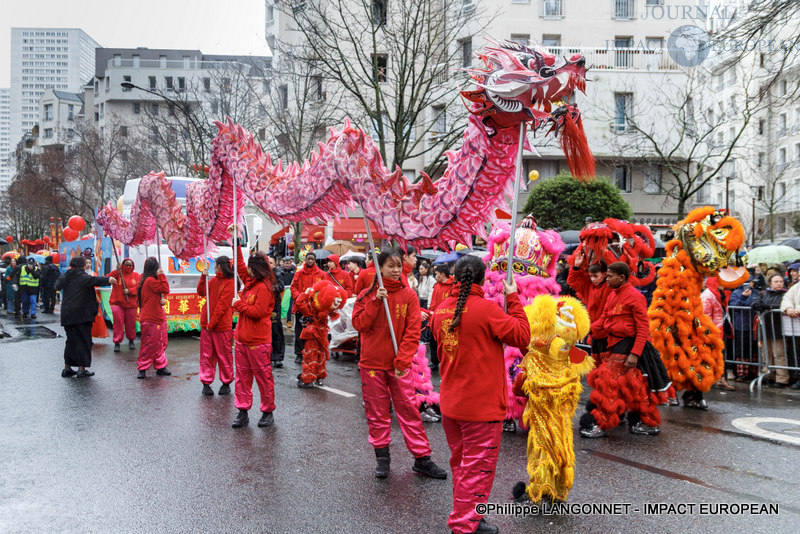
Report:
548,46,681,71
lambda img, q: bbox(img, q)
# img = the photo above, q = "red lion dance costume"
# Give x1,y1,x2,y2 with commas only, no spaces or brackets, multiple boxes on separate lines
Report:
648,207,748,409
570,219,670,436
294,280,349,387
482,215,565,431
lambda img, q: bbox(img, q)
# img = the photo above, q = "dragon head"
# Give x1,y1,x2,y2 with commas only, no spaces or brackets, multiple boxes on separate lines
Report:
461,39,594,179
569,218,657,286
670,207,748,288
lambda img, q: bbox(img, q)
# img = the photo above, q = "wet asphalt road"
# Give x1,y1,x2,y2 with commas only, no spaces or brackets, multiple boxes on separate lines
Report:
1,313,799,533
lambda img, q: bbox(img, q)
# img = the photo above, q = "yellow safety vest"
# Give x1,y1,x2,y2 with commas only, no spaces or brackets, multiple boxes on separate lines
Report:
20,266,39,289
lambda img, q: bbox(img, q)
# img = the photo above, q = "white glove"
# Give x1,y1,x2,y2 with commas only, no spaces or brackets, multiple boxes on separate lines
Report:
12,284,18,291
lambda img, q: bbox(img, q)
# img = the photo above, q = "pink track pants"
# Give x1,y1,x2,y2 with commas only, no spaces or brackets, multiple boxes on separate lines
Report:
111,305,137,344
199,328,234,385
234,341,275,413
359,367,431,457
138,321,168,371
442,416,503,534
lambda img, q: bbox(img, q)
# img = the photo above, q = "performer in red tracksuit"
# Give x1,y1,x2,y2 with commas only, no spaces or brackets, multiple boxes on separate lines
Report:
325,254,354,295
136,258,171,378
108,258,140,353
197,256,235,396
290,252,325,364
579,262,670,438
352,248,448,481
431,255,530,534
567,251,612,355
425,263,455,372
231,245,276,429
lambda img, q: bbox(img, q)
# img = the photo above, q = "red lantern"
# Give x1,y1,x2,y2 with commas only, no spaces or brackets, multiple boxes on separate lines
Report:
313,231,324,242
6,236,12,243
43,236,51,243
68,216,85,232
50,252,60,264
63,227,78,241
287,242,295,250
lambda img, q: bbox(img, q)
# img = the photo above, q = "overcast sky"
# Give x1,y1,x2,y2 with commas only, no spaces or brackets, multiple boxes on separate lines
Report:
1,0,269,87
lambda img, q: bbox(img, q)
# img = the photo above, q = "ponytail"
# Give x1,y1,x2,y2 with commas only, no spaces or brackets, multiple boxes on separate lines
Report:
448,255,486,333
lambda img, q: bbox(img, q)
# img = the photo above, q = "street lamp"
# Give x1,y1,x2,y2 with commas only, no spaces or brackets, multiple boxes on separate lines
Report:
120,82,207,172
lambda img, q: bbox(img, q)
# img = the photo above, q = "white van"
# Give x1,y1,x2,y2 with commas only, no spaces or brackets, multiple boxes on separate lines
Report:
119,176,260,332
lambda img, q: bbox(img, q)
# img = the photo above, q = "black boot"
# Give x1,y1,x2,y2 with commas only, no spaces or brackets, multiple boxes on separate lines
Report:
413,455,448,479
232,409,249,428
374,447,390,478
258,411,274,427
156,367,171,376
218,383,231,395
113,343,121,353
202,384,214,396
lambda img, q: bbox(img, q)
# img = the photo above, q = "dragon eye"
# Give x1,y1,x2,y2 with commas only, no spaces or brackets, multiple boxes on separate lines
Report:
539,67,555,78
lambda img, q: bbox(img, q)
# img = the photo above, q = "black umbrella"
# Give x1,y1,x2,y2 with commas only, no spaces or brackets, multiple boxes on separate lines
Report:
779,237,800,250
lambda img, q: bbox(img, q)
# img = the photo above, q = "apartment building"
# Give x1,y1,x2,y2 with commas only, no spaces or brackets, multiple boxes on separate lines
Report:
37,89,83,149
0,89,10,188
4,28,100,189
266,0,703,227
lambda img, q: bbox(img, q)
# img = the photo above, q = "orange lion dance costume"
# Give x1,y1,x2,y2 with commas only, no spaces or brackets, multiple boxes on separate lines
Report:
648,207,748,409
294,280,349,387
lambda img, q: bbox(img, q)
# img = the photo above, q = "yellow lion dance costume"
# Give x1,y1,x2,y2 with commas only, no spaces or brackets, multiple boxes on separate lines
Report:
512,294,593,505
648,207,748,408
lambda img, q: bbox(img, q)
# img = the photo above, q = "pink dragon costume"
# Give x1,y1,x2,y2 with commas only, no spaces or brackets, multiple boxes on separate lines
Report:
95,40,592,257
482,215,565,431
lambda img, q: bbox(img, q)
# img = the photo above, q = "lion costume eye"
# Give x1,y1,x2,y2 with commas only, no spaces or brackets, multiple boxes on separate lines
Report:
539,66,555,78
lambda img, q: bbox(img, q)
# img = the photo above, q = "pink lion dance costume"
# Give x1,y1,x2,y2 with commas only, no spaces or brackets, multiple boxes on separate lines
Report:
482,214,565,431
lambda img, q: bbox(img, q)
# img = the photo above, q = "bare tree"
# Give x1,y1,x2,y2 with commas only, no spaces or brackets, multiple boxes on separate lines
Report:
279,0,489,177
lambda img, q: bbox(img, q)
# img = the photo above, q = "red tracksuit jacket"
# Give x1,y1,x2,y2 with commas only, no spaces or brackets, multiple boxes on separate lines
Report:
197,273,234,331
594,281,651,356
139,274,170,323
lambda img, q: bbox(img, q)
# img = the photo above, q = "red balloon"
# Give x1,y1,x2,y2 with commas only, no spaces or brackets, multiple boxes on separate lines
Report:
63,227,78,241
43,236,51,243
6,236,12,243
68,216,85,232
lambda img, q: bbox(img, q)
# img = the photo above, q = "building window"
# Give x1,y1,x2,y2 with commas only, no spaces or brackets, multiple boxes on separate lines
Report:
432,105,446,137
312,75,323,101
614,0,635,19
67,104,74,121
614,92,632,133
279,85,289,110
178,77,185,92
758,118,765,135
159,55,167,68
183,56,190,69
67,129,74,139
113,54,121,66
542,0,562,18
266,4,275,23
204,78,211,92
461,39,473,68
133,54,140,68
372,0,387,25
510,34,531,47
779,113,788,136
614,166,631,192
121,126,128,137
133,102,141,115
165,76,174,90
372,54,388,83
371,112,389,140
758,152,765,169
643,164,662,194
541,34,560,50
778,217,786,234
614,37,633,67
151,103,159,116
123,75,131,91
149,76,156,90
44,103,53,121
222,78,231,92
778,147,787,170
43,128,53,139
258,128,266,141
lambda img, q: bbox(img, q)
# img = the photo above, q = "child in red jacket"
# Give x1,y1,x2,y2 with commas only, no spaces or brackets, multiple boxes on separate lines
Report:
431,255,531,534
136,257,171,379
197,255,235,396
108,258,140,352
231,246,276,429
352,248,448,481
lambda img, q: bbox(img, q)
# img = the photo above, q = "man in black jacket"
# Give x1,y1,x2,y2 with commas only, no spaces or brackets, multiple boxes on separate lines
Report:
39,256,61,313
278,256,296,326
56,256,115,378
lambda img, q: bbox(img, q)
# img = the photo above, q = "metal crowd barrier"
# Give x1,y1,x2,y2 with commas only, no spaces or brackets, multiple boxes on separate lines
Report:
723,305,766,392
752,308,800,391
